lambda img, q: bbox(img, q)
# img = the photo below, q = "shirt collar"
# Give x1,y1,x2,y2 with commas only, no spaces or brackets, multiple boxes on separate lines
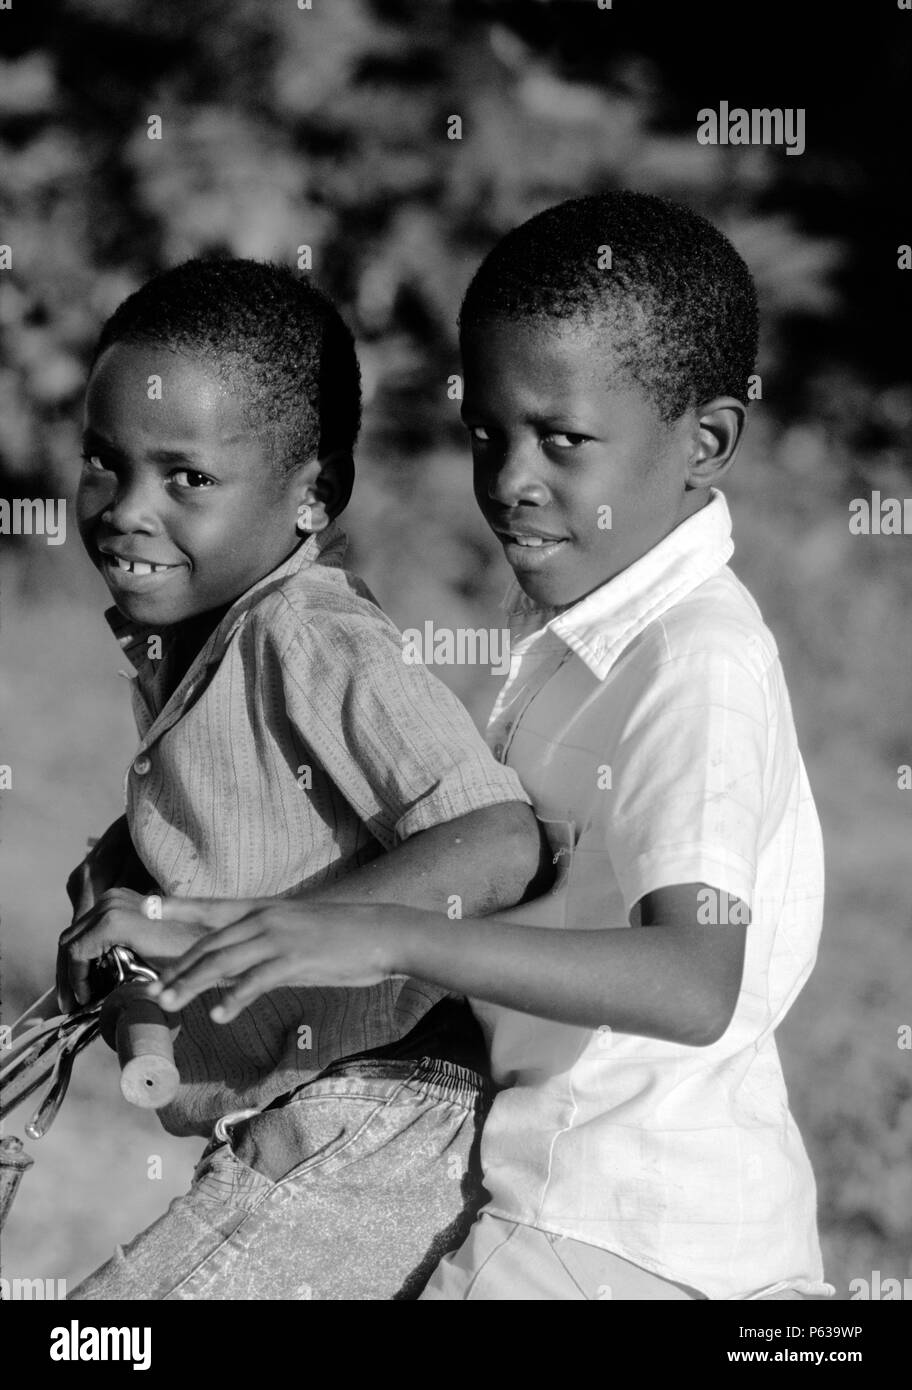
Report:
502,489,734,681
106,522,349,677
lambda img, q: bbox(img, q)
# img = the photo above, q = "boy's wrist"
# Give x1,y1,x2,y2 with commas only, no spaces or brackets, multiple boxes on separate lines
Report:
380,905,443,981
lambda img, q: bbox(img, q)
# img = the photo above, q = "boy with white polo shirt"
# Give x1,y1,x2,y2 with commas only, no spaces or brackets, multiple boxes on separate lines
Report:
148,193,833,1299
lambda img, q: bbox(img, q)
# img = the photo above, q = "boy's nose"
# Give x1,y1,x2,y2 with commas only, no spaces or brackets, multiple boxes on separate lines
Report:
99,481,159,533
484,448,550,508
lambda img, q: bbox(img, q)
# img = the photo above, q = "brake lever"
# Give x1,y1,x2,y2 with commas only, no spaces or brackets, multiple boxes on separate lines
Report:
0,1006,100,1104
24,1019,101,1139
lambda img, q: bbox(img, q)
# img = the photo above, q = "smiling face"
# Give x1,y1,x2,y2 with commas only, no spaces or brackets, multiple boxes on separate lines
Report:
77,343,309,627
462,319,709,609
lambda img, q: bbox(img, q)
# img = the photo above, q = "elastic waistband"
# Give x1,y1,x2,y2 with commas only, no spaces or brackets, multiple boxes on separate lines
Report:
308,1053,492,1108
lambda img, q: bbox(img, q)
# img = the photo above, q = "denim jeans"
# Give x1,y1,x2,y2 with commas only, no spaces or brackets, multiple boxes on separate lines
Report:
70,1045,491,1301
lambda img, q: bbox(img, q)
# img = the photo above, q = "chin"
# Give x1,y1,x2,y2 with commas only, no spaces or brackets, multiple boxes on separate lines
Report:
109,594,181,626
519,570,608,612
514,575,567,607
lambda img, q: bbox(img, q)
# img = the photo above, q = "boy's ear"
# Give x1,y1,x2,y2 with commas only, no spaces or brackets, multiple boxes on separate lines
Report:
684,397,747,489
293,450,354,532
320,448,354,518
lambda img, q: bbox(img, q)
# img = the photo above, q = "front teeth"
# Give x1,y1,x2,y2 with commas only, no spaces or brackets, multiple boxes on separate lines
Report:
110,556,172,574
511,536,546,547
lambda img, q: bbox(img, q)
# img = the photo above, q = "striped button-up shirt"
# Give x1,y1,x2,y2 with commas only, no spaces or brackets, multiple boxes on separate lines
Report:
108,524,529,1136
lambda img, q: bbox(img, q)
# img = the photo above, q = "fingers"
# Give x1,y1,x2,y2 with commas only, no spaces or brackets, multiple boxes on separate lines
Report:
68,926,115,1006
58,889,143,946
207,960,300,1024
149,922,265,1011
155,897,262,930
56,890,255,1008
156,917,265,979
57,889,149,1005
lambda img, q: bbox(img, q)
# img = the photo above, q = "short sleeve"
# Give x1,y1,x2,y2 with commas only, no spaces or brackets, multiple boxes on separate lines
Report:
604,646,769,913
276,607,530,847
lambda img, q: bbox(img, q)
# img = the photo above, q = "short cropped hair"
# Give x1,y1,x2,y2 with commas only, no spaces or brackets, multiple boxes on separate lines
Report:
92,258,361,478
459,192,759,421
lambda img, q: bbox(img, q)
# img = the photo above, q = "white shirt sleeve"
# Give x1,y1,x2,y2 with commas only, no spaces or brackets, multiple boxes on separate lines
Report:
602,641,770,914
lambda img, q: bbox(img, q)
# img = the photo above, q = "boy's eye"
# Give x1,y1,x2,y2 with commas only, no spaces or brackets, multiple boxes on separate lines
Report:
170,469,214,489
545,432,588,449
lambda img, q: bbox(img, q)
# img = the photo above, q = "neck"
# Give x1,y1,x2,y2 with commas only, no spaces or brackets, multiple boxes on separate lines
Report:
164,606,231,695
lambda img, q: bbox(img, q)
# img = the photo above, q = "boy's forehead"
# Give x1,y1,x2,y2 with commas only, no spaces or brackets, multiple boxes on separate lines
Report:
461,318,630,406
85,341,258,446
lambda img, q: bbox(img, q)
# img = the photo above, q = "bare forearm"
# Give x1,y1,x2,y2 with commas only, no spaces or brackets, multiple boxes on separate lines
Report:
299,803,550,916
389,910,744,1046
143,878,744,1036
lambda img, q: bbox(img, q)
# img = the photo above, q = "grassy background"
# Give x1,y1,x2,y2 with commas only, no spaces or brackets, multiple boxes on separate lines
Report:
1,0,911,1296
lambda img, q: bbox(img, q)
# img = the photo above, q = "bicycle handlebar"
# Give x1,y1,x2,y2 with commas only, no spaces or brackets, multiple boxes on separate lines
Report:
99,980,180,1109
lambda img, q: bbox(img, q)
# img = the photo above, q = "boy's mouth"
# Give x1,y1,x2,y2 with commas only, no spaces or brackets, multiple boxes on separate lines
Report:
494,528,568,571
99,546,187,589
107,555,180,575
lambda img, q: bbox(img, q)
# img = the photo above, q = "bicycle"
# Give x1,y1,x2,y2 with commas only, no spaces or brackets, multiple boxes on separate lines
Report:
0,945,179,1237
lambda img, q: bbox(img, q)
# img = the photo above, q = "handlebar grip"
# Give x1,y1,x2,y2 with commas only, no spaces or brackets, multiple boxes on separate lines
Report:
99,981,180,1109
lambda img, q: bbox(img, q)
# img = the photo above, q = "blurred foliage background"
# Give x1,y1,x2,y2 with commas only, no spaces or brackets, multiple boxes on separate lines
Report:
1,0,910,1296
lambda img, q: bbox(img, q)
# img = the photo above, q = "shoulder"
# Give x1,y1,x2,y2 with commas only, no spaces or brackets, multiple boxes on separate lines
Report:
242,564,405,660
603,568,783,737
636,566,780,685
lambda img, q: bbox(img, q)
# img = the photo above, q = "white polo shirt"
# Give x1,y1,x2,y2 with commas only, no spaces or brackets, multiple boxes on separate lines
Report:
472,489,833,1299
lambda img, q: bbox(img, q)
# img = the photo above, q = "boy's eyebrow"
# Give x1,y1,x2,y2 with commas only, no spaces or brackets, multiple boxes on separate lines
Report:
458,405,597,433
146,447,207,465
81,430,207,466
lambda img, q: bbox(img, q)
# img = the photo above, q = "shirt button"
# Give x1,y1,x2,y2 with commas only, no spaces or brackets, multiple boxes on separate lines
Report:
492,742,505,760
132,754,152,776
